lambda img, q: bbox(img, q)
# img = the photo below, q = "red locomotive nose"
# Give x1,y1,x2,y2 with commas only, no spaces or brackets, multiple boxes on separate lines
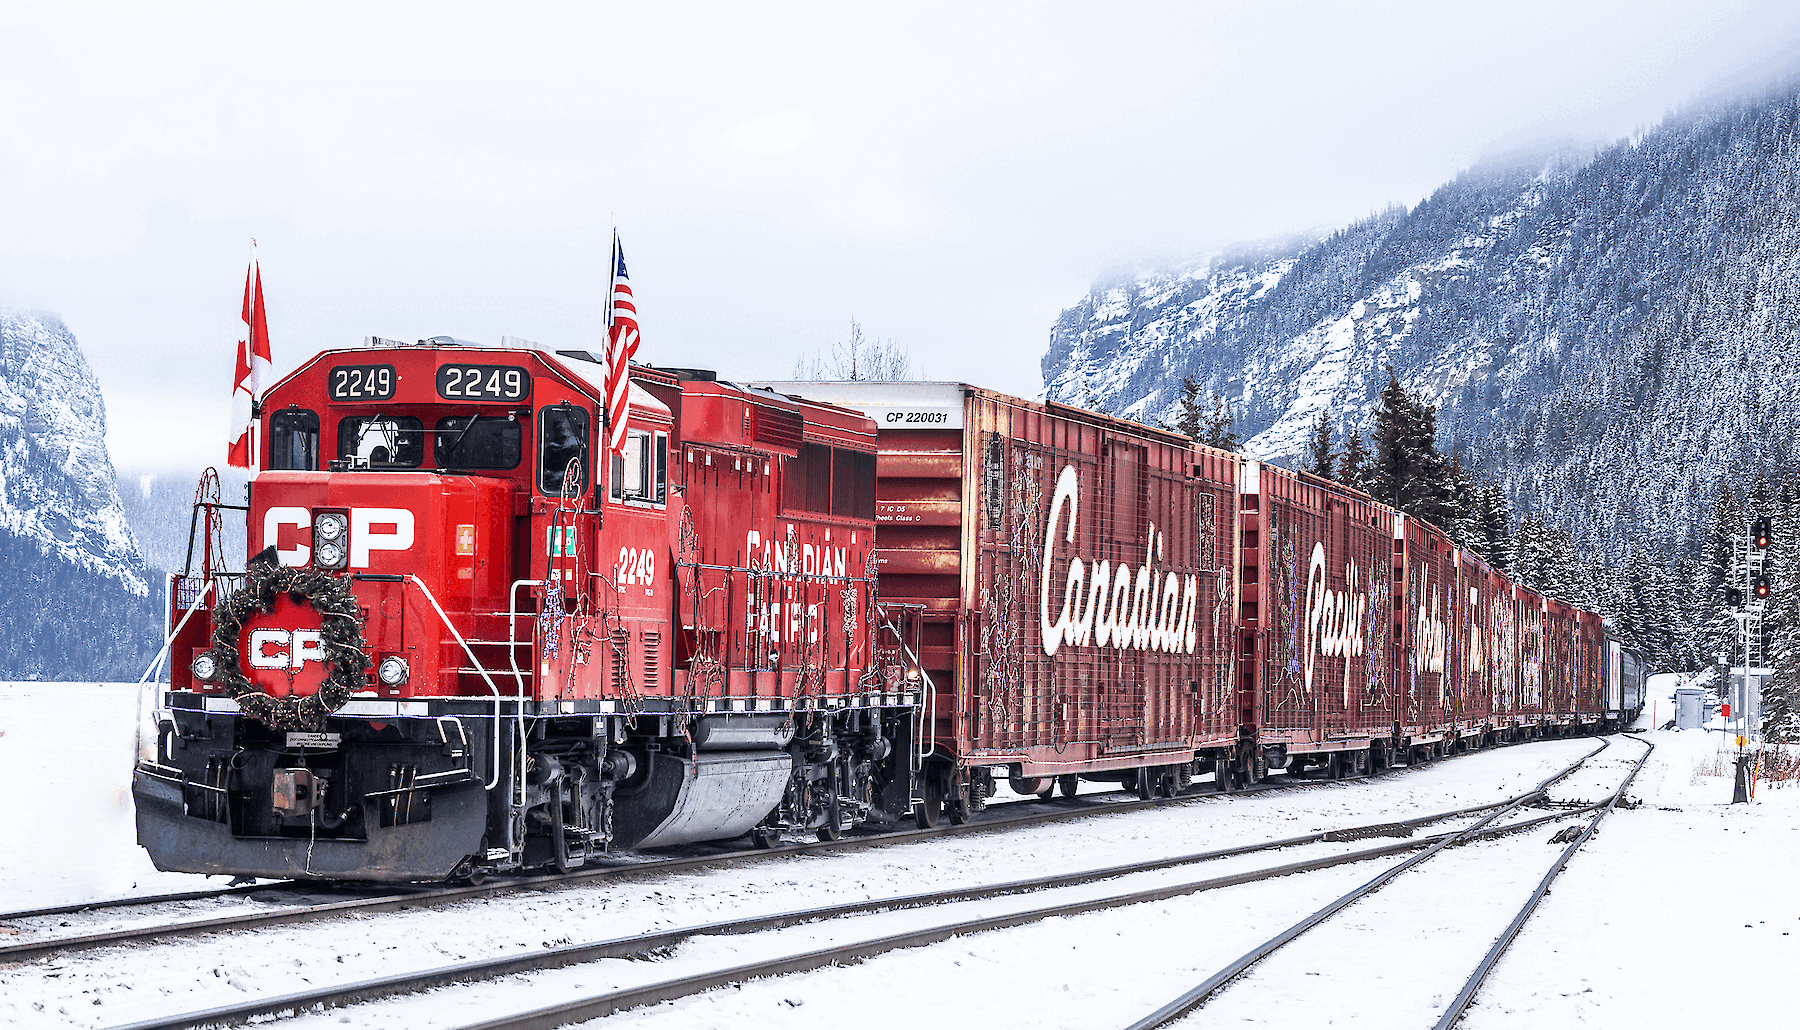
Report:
238,593,332,699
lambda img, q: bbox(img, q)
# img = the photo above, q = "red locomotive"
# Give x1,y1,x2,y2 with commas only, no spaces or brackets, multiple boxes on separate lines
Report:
133,338,1645,883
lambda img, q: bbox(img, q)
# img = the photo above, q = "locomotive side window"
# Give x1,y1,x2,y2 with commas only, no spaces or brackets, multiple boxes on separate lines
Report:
781,443,832,514
832,448,875,519
269,408,320,470
782,443,874,518
610,430,668,503
538,404,590,496
434,414,522,470
338,415,425,468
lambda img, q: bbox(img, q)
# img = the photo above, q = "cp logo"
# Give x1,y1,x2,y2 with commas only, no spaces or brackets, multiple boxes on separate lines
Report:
248,629,327,670
263,507,416,567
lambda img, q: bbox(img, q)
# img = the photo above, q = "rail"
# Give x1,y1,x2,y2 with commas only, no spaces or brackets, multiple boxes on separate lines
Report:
88,770,1589,1030
1434,734,1655,1028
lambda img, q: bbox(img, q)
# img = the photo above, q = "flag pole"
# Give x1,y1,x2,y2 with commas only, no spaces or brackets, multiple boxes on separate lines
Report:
249,239,261,474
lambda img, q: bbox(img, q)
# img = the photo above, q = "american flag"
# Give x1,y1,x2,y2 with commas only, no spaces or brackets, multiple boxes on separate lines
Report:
604,234,639,458
227,243,272,469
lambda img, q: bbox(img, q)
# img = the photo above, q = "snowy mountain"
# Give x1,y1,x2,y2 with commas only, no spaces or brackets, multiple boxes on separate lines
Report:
1043,81,1800,567
0,310,159,678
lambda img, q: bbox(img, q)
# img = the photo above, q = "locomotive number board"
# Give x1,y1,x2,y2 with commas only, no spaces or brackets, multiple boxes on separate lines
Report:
330,364,397,401
437,364,531,401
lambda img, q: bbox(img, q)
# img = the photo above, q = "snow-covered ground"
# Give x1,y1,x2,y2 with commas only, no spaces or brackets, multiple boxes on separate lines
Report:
0,682,204,908
1,680,1794,1029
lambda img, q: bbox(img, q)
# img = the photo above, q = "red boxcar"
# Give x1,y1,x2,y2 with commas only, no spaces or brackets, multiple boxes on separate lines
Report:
1449,548,1501,746
1515,582,1549,728
757,382,1242,814
1394,513,1457,760
1240,462,1397,779
1540,599,1604,730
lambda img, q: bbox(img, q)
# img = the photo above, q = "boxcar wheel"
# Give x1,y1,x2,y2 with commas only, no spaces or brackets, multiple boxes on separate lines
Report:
1214,759,1235,793
1134,767,1155,800
946,780,972,825
1057,774,1079,799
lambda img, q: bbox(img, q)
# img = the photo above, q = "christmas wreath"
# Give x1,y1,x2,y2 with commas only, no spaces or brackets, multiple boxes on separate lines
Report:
206,547,371,731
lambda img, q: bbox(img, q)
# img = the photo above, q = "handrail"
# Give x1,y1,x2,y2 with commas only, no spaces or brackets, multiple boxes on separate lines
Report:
876,603,937,764
405,575,513,795
137,579,217,685
505,579,543,844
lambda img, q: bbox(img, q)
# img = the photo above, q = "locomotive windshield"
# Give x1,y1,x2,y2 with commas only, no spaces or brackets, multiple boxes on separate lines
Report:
433,414,523,470
339,415,425,468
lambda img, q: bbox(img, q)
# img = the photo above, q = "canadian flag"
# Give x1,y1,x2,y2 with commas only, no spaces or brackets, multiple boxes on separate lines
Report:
227,245,272,469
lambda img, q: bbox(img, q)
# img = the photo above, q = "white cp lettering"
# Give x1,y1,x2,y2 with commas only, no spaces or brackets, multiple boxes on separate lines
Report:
264,507,311,566
247,629,328,670
351,508,414,567
262,506,415,568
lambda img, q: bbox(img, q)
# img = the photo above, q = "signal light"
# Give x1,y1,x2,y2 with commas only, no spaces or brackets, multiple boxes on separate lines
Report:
1725,586,1745,607
1754,575,1771,599
1754,517,1772,550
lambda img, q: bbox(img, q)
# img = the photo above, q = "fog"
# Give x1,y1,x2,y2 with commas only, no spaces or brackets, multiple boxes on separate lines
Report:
2,1,1797,469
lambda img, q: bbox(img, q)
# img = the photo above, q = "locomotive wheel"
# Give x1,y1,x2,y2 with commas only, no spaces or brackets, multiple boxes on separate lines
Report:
816,822,842,842
1057,774,1079,799
751,826,782,849
915,777,943,829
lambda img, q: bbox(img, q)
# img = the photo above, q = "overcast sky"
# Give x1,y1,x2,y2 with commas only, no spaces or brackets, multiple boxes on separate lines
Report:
4,1,1799,471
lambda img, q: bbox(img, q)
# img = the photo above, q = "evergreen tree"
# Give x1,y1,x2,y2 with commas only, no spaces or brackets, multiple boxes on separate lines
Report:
1199,393,1242,453
1366,366,1453,525
1336,431,1370,493
1758,480,1796,739
1306,412,1335,479
1445,453,1481,549
1079,380,1115,416
1172,376,1204,438
1700,483,1745,667
1478,484,1513,574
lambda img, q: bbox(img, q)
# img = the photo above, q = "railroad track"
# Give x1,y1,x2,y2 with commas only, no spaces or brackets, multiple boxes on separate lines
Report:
90,742,1608,1030
0,775,1298,927
1123,734,1654,1029
0,762,1348,966
0,731,1536,947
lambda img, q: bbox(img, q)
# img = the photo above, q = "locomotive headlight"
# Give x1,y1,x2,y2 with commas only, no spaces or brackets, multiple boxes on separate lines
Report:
314,512,346,542
315,539,347,569
190,653,219,682
377,655,410,686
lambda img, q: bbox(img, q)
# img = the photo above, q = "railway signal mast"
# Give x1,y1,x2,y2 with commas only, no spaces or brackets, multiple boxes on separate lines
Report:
1728,516,1771,803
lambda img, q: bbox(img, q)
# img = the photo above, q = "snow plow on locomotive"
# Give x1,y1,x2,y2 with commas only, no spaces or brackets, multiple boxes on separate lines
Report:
134,340,919,882
133,339,1648,885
